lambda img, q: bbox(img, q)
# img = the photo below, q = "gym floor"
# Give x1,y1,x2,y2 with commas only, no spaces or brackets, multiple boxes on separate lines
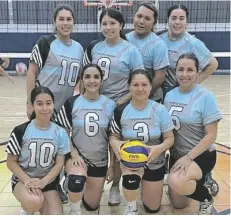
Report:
0,75,230,215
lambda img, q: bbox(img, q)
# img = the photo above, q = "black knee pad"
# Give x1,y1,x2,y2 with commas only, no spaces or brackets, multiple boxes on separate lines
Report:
82,196,99,211
122,174,141,190
68,174,86,193
143,203,160,213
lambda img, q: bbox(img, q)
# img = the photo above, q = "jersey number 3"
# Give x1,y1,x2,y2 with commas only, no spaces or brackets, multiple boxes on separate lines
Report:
28,142,55,168
133,123,150,143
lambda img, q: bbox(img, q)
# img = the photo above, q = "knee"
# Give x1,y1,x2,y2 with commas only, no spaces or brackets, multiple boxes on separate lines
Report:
82,196,99,211
21,195,44,213
143,203,160,213
68,174,87,193
122,174,141,190
172,202,188,209
168,173,183,192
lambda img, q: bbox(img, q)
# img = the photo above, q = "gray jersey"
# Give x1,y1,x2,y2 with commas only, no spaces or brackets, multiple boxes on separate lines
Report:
164,85,222,157
159,32,213,90
82,39,144,101
57,94,115,167
29,34,84,116
6,121,70,180
110,100,174,170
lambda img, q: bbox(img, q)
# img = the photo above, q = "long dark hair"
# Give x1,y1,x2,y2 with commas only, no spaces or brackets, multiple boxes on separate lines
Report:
99,8,127,40
30,86,55,120
53,4,75,32
167,4,189,21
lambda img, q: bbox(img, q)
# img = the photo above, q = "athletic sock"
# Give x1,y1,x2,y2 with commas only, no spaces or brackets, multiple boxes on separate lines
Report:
186,183,212,202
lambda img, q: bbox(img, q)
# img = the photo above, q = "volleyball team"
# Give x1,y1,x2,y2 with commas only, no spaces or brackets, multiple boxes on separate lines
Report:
4,2,221,215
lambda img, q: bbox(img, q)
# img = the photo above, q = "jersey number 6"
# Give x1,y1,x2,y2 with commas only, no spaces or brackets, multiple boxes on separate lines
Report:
85,112,99,137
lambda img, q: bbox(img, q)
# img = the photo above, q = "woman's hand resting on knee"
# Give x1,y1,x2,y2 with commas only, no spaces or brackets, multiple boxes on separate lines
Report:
171,154,192,176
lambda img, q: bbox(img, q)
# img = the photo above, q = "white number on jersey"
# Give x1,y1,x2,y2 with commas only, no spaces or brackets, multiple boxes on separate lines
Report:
28,142,55,168
85,112,99,137
59,60,80,87
97,57,111,81
133,122,150,143
168,106,184,130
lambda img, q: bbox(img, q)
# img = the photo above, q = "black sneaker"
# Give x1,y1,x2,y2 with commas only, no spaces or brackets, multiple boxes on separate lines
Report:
204,175,219,197
57,184,68,204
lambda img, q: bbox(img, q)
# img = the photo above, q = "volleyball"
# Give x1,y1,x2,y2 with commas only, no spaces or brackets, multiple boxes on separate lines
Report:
16,62,27,76
120,140,149,169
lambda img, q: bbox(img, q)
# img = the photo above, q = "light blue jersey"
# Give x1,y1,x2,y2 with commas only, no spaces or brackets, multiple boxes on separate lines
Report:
110,100,174,169
57,94,115,167
6,120,70,179
29,34,84,115
83,39,144,101
160,32,213,90
126,31,169,101
164,85,222,157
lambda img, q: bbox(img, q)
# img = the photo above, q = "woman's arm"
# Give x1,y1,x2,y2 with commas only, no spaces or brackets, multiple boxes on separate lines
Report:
109,133,127,161
0,65,13,83
116,93,131,106
197,57,218,84
42,155,65,185
6,154,30,183
147,131,174,163
26,63,38,103
187,121,218,160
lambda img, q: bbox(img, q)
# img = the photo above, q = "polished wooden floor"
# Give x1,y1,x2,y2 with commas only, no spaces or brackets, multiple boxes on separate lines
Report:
0,75,230,215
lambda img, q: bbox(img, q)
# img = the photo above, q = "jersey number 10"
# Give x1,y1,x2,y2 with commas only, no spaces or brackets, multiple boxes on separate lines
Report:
59,60,80,87
28,142,55,168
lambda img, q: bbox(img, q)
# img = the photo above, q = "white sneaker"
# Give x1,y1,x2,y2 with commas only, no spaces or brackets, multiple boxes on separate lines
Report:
70,210,82,215
124,204,137,215
108,185,120,206
198,198,213,215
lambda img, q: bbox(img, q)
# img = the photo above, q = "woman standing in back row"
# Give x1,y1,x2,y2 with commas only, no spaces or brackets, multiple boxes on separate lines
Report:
159,4,219,196
126,2,169,103
159,4,218,96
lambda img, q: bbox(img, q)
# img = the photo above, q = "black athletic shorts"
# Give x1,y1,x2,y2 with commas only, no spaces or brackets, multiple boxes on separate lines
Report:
65,153,108,178
12,177,58,193
169,150,217,184
142,165,166,182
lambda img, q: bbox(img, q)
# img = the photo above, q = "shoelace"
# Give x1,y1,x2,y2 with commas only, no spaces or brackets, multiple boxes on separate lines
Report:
199,200,211,214
124,205,137,215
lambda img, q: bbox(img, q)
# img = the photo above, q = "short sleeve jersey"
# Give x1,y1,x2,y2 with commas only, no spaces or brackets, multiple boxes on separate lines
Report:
160,32,213,90
83,39,144,101
56,94,115,167
164,85,222,157
110,100,174,169
29,34,84,115
126,31,169,101
6,121,70,179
